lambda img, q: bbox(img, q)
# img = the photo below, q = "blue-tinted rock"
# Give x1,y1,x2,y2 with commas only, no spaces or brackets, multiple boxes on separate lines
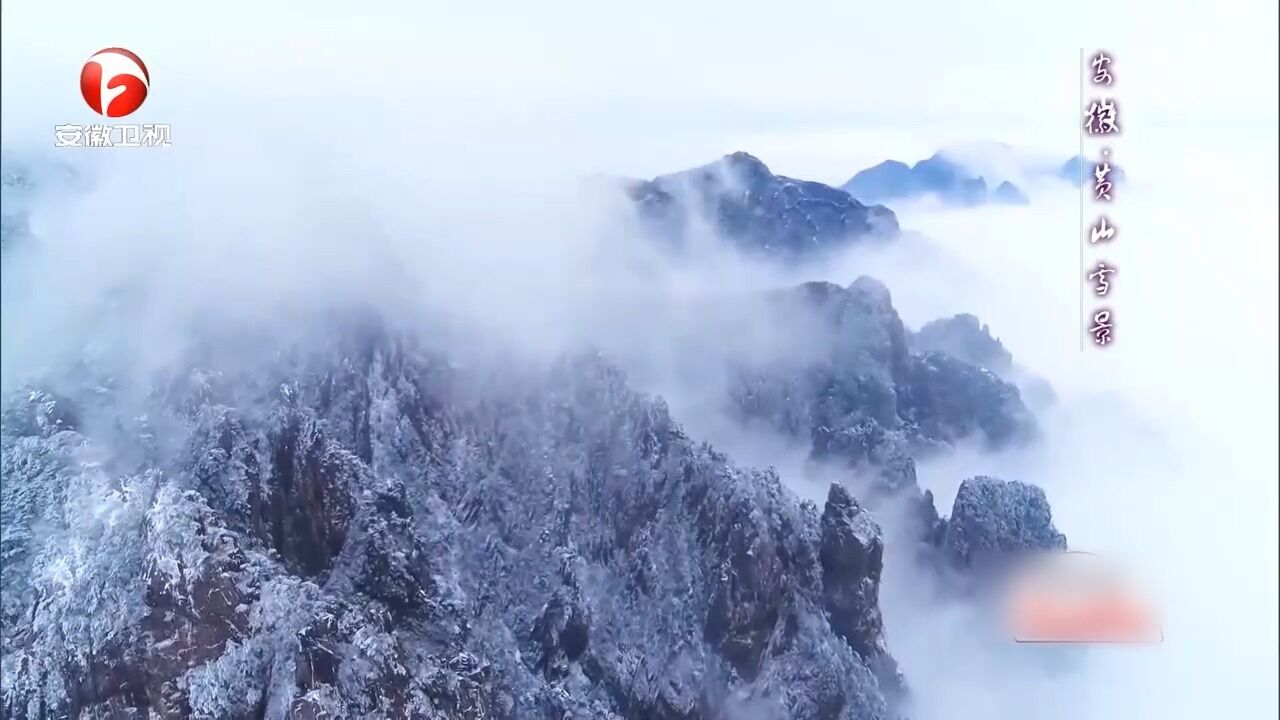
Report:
731,281,1036,504
912,313,1013,375
1057,155,1126,186
941,476,1067,569
630,152,898,259
820,483,904,696
843,160,915,200
898,351,1036,450
909,154,965,192
843,151,1026,207
957,176,989,206
912,313,1059,413
992,180,1030,204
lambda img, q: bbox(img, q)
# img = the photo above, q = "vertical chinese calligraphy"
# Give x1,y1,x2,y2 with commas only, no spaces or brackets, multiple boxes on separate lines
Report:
1090,52,1114,86
1087,262,1116,296
1089,309,1114,346
1090,215,1115,244
1084,98,1120,136
1083,50,1120,348
1093,148,1115,201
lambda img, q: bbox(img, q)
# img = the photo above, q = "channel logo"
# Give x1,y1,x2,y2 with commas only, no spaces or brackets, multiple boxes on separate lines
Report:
80,47,149,118
1006,551,1162,644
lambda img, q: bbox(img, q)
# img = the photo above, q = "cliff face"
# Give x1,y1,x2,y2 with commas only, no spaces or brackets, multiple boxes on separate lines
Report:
730,278,1036,501
1,327,906,720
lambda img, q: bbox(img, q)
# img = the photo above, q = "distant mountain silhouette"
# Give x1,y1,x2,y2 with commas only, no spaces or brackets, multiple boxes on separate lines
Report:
1056,155,1127,186
842,151,1029,207
628,151,898,259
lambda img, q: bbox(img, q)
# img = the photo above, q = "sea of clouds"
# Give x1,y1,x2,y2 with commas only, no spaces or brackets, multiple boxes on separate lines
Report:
2,3,1275,718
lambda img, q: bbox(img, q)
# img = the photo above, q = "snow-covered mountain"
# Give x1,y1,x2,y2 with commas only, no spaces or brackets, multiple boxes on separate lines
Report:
629,152,899,259
841,142,1118,207
0,154,1067,720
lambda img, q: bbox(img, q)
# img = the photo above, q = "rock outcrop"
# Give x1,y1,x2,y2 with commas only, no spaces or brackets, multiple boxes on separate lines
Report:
731,279,1035,500
911,313,1057,412
629,152,898,259
938,476,1068,571
911,314,1013,377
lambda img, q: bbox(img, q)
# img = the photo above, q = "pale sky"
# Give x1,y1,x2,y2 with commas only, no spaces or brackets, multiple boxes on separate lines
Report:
2,0,1275,182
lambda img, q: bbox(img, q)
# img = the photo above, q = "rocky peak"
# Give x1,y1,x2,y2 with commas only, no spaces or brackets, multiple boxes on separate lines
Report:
721,150,773,180
912,313,1013,376
629,153,899,260
734,280,1034,494
940,476,1068,571
819,483,905,700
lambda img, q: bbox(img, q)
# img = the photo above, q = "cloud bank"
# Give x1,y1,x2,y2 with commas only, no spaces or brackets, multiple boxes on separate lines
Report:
2,3,1275,719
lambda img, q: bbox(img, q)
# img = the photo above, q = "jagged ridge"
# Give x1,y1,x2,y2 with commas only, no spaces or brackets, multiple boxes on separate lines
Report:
2,329,906,720
628,152,899,259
